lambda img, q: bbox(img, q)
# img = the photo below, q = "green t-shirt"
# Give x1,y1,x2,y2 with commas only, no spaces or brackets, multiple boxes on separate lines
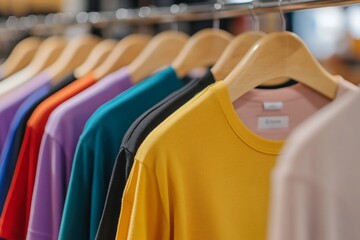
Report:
58,67,184,240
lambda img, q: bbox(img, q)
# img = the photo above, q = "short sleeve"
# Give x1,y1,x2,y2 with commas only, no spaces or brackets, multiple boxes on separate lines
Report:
117,160,169,240
0,127,33,240
268,172,316,240
58,141,94,240
27,134,67,239
96,148,129,240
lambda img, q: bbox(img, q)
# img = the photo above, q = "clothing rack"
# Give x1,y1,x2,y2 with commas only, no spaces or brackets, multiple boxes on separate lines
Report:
0,0,359,32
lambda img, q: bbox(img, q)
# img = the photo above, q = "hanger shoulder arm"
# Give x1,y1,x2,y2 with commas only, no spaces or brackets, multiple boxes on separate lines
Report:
225,32,339,101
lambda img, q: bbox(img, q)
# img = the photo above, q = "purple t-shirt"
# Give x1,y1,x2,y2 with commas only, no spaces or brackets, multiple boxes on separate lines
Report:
27,68,133,240
0,71,52,154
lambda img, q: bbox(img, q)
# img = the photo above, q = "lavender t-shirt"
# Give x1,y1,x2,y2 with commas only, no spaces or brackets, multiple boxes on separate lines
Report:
0,71,52,154
27,68,133,240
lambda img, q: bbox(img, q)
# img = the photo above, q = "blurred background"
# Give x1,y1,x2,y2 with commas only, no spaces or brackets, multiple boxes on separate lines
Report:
1,0,359,84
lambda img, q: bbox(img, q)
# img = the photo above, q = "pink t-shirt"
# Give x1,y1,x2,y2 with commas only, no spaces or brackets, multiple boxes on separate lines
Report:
233,78,354,140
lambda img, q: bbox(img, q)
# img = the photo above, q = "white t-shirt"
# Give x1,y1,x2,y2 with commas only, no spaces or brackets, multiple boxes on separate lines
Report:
268,88,360,240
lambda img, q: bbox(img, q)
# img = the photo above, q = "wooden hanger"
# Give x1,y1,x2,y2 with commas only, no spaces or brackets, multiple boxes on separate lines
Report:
212,32,290,85
224,32,339,101
48,35,101,83
172,29,233,79
74,39,117,79
0,36,67,97
94,34,151,81
25,36,68,78
0,37,43,79
211,32,265,81
128,31,189,83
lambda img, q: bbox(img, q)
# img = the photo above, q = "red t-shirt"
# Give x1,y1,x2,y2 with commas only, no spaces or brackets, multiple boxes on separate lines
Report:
0,73,96,240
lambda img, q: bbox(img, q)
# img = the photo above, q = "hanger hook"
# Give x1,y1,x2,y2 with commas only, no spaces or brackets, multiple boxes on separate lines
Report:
213,0,223,29
170,4,180,31
278,0,286,31
248,0,259,32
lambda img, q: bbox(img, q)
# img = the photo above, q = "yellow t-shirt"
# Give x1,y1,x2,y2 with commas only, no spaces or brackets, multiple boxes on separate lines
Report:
117,81,284,240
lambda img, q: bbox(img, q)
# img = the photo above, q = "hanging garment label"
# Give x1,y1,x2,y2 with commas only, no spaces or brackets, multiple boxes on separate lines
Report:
258,116,289,130
263,102,283,111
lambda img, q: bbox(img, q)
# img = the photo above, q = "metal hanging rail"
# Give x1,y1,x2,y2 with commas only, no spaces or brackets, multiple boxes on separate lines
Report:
0,0,359,31
125,0,360,24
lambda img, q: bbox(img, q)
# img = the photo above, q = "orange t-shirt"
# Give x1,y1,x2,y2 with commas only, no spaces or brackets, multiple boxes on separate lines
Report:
0,73,96,240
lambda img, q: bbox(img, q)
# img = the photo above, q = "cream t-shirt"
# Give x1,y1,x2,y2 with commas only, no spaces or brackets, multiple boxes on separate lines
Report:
268,88,360,240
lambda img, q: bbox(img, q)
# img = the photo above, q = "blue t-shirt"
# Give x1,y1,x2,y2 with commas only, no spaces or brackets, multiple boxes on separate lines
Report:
59,67,184,240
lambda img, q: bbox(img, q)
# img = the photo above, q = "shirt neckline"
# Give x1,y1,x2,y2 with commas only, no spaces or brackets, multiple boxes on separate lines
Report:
213,81,285,155
212,77,351,155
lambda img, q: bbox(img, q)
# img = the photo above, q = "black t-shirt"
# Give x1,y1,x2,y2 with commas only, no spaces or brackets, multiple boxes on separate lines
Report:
11,73,77,162
95,71,216,240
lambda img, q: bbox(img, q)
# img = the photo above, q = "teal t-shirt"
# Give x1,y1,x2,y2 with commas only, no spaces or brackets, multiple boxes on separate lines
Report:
58,67,184,240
